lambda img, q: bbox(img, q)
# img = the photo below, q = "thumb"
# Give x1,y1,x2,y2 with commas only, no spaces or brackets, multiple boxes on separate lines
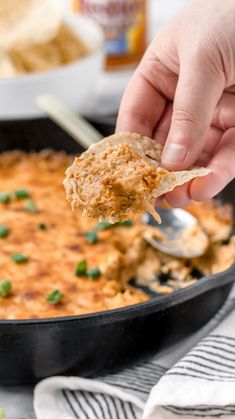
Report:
161,58,224,170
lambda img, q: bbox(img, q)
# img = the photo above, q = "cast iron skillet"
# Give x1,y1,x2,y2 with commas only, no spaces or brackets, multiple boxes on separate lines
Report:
0,119,234,385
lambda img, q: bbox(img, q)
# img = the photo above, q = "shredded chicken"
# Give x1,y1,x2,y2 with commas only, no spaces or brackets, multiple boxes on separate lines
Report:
64,132,210,223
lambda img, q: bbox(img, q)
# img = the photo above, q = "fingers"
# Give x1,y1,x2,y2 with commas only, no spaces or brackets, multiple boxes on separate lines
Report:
116,44,177,136
190,127,235,200
212,92,235,130
165,125,222,207
161,57,225,170
153,103,173,145
196,126,222,166
115,66,165,137
165,183,191,208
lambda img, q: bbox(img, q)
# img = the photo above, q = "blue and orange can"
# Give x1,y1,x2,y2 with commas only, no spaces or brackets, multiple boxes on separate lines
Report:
71,0,147,69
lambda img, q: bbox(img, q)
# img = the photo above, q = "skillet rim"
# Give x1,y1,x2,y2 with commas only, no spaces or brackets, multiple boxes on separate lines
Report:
0,262,234,326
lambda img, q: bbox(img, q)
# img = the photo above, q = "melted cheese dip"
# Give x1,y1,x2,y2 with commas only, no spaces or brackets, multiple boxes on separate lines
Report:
0,151,234,319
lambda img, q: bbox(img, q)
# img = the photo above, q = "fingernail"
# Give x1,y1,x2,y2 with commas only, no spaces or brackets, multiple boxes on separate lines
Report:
162,143,187,165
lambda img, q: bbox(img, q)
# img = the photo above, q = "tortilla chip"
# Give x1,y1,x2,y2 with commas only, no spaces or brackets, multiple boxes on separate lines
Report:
156,167,211,197
87,132,163,162
64,132,210,223
87,132,210,195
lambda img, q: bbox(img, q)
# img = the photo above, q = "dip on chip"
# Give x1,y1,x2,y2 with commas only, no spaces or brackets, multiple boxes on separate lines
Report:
64,132,210,223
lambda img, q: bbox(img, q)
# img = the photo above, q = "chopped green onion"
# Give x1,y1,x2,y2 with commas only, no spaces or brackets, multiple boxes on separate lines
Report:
0,279,11,297
0,225,9,239
115,220,133,227
87,268,101,280
95,220,112,230
75,260,87,276
0,408,6,419
95,220,133,230
0,193,11,204
38,223,47,231
47,289,64,304
84,231,98,244
25,199,38,213
11,253,28,264
14,189,30,200
75,260,101,280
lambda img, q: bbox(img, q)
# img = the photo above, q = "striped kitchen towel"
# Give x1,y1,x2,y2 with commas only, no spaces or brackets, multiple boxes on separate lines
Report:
34,293,235,419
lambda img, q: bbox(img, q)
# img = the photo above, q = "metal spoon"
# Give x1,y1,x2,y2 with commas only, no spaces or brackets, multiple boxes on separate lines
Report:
142,208,209,258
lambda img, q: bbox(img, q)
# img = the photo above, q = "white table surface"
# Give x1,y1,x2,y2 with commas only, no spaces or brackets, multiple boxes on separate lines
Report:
0,386,35,419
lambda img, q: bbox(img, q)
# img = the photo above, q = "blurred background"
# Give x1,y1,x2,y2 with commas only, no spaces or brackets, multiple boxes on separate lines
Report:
63,0,189,119
0,0,189,145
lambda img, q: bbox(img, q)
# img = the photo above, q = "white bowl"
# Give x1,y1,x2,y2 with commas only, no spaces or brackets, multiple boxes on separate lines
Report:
0,13,104,120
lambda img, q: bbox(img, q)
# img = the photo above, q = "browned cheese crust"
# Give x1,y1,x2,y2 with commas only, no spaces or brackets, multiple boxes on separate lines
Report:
0,150,234,319
0,151,148,319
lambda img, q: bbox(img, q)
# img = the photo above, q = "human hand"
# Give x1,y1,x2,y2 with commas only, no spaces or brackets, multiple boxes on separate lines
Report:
116,0,235,207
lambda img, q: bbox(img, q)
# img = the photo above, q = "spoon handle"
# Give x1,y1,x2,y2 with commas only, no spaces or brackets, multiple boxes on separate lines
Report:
36,94,103,149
